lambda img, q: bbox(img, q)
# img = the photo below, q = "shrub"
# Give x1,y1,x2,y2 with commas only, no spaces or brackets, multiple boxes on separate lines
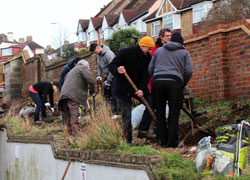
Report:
108,28,142,54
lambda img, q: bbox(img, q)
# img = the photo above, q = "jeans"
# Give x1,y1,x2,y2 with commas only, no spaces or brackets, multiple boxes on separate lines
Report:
29,91,46,119
115,93,153,143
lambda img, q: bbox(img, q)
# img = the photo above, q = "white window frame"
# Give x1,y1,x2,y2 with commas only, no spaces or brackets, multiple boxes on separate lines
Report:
103,28,113,40
162,14,181,30
2,48,12,56
151,20,161,37
192,2,213,24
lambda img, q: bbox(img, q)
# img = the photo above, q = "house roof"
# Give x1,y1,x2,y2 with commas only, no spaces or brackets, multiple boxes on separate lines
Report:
122,10,136,23
95,1,113,17
143,0,213,22
79,19,89,31
105,14,119,27
108,1,124,15
128,0,157,23
45,48,56,55
90,17,103,29
181,0,210,9
26,41,44,50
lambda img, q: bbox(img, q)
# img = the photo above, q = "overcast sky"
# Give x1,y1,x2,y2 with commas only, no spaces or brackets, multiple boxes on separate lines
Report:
0,0,111,48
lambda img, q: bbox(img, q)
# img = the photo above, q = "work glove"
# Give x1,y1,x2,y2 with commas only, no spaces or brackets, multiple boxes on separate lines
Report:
45,102,51,107
96,76,102,83
50,107,55,113
104,80,111,87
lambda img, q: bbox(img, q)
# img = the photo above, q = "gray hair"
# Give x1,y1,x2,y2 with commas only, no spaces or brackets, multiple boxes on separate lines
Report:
77,59,89,69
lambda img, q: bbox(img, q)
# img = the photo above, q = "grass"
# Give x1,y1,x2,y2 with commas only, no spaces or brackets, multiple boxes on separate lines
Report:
2,97,250,180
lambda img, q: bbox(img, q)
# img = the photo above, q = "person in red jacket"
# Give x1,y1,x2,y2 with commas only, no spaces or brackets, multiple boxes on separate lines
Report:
148,28,172,92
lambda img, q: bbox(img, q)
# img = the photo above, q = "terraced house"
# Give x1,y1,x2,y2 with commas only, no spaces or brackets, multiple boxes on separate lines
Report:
76,0,219,46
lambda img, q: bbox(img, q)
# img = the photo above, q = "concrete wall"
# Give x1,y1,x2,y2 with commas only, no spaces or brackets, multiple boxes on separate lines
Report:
0,131,149,180
4,57,22,101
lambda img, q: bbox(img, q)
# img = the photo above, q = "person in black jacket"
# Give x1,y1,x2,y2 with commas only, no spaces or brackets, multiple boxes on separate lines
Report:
109,36,155,144
59,57,82,90
29,81,58,122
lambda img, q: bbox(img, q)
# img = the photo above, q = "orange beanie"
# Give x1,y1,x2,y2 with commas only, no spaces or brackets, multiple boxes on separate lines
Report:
139,36,155,48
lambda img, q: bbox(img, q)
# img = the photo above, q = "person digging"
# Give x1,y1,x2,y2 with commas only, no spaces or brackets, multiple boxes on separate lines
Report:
58,60,95,136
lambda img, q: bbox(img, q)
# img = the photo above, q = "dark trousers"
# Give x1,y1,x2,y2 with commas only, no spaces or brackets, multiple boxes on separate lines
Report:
29,91,46,120
115,93,153,143
151,80,183,147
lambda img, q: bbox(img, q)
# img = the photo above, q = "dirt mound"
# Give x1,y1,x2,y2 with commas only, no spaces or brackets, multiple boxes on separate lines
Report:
178,103,250,146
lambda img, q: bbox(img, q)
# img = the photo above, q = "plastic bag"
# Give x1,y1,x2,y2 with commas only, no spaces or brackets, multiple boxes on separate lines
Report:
195,136,216,175
131,104,145,129
214,120,250,177
131,104,169,129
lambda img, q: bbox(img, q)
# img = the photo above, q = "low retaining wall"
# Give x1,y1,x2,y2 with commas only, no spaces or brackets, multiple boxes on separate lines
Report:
0,125,159,180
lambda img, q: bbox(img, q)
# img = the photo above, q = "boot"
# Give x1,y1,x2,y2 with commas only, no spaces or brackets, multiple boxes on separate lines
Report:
137,132,156,139
71,123,79,137
34,114,39,122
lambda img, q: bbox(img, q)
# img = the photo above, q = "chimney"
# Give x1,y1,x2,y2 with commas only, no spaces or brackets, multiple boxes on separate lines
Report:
46,45,51,49
19,38,25,43
26,36,32,41
7,32,13,42
64,40,69,45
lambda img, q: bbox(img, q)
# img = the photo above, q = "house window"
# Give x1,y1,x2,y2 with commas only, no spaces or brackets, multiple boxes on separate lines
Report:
103,28,113,40
151,21,160,37
2,48,12,56
193,2,213,24
79,32,86,42
89,31,97,42
163,14,181,30
132,22,137,29
163,14,173,29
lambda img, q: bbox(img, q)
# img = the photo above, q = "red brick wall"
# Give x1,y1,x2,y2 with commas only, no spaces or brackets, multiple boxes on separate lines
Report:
21,53,97,101
185,19,250,101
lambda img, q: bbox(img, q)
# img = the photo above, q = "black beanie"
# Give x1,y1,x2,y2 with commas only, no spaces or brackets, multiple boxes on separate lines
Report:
171,32,184,45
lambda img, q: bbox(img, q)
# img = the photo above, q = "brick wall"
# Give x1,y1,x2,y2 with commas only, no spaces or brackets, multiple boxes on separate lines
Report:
21,52,97,101
185,19,250,101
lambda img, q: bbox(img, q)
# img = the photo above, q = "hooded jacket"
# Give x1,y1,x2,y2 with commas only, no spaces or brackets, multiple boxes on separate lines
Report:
97,44,115,82
59,58,77,89
59,64,95,107
109,45,151,96
148,41,193,86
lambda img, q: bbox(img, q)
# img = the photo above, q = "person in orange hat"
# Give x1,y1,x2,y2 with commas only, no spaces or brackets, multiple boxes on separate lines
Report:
109,36,155,144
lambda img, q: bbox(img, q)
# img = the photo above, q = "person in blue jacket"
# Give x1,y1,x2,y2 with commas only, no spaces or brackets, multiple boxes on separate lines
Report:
59,57,82,90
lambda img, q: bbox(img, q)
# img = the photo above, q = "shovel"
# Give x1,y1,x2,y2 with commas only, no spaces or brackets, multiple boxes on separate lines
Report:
124,72,156,121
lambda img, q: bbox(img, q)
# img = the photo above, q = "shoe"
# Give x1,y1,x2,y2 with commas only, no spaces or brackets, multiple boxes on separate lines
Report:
33,120,43,125
137,132,156,139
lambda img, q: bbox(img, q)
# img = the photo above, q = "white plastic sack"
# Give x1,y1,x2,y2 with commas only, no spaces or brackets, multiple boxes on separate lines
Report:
131,104,145,129
131,104,169,129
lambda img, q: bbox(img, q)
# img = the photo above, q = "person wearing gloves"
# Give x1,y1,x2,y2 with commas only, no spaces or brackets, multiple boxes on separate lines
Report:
89,43,115,100
59,59,95,136
109,36,155,144
59,57,82,90
148,32,193,148
29,80,58,123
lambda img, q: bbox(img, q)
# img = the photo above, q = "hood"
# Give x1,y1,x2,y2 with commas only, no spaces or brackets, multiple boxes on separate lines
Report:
101,44,111,56
67,58,76,66
164,42,185,51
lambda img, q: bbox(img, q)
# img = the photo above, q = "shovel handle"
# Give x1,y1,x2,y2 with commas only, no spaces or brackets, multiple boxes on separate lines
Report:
124,72,157,121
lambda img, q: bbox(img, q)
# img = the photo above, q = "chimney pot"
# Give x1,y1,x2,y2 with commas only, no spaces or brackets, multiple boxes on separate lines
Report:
26,36,32,41
19,38,25,43
46,45,51,49
64,40,69,45
7,32,14,42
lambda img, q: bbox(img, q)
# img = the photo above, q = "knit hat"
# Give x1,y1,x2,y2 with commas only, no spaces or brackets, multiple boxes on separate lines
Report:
171,32,184,45
139,36,155,48
77,59,89,69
